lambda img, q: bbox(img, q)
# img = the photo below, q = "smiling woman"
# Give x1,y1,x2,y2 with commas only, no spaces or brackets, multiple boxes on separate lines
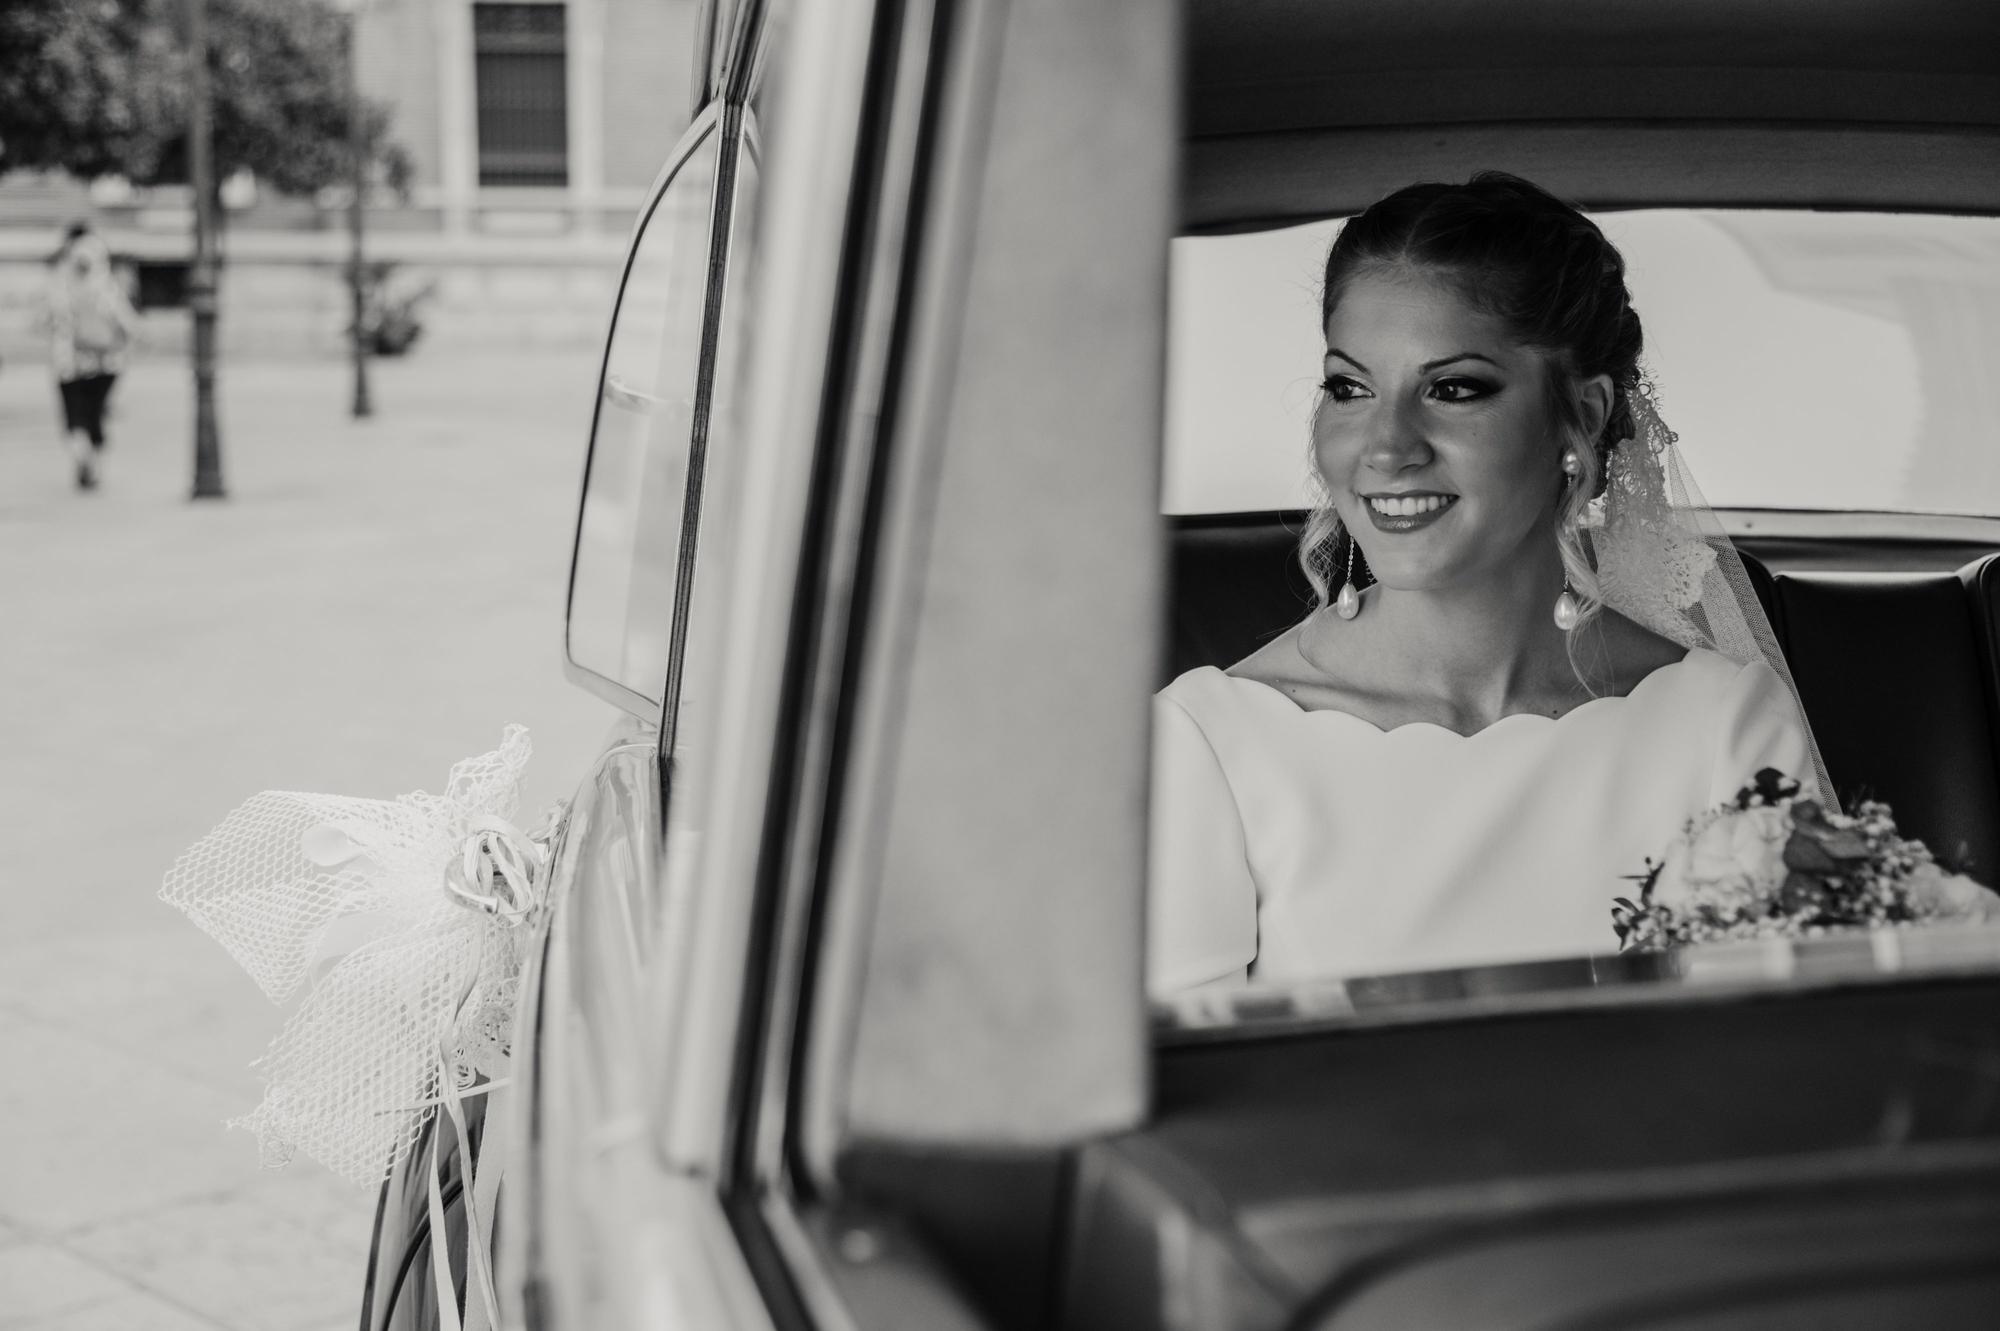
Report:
1311,270,1581,617
1148,172,1832,992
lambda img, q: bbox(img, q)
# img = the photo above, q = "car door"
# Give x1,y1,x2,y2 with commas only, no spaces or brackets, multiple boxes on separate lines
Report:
512,0,1172,1324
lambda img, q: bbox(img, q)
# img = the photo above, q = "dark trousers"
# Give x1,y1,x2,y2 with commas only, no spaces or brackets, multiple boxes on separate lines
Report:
59,373,116,449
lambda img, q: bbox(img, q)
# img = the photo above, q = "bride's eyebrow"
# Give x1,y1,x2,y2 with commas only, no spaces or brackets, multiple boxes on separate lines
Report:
1324,350,1502,374
1421,352,1501,372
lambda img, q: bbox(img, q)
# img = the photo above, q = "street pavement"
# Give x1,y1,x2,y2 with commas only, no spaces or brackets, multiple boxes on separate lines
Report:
0,347,619,1329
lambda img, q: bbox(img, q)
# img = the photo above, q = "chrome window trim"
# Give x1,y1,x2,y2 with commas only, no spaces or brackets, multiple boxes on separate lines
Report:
1719,509,2000,544
658,100,749,762
737,0,957,1200
687,1,993,1323
779,0,1012,1186
561,103,726,725
717,0,769,107
636,0,883,1183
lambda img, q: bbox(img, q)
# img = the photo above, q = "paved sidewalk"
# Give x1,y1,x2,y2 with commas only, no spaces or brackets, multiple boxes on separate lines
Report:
0,349,618,1329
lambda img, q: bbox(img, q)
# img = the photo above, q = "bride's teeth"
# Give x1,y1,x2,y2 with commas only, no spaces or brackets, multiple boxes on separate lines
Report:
1370,495,1449,516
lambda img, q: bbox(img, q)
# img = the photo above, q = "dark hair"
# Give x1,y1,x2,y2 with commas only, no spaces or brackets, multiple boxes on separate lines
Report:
1321,170,1643,461
51,219,95,266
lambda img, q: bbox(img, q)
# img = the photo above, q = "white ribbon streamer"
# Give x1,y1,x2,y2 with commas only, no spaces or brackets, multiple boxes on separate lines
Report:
160,726,564,1329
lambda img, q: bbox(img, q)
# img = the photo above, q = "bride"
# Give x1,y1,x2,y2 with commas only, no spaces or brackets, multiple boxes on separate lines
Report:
1151,172,1827,993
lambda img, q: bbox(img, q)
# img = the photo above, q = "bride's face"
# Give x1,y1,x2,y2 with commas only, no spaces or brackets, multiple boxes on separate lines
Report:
1313,267,1567,596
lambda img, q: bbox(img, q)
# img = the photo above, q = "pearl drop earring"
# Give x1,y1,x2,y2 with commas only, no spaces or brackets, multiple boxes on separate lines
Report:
1554,446,1583,631
1333,524,1361,620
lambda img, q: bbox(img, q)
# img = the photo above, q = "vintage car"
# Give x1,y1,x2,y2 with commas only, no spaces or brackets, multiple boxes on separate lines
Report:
361,0,2000,1327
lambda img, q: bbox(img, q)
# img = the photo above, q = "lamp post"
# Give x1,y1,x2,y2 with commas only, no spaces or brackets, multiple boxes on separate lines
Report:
187,0,225,498
343,0,372,419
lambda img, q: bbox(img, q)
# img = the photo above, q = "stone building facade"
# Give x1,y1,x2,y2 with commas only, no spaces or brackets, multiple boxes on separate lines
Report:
0,0,700,359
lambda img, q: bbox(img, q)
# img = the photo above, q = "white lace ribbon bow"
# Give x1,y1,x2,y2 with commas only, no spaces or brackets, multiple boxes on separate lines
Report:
159,725,560,1188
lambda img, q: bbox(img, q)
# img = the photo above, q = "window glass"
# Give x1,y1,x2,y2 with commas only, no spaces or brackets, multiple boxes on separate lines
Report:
473,2,570,186
1164,210,2000,517
567,127,719,708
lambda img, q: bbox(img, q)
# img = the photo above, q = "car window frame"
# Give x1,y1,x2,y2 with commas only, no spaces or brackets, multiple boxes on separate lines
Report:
626,0,884,1194
562,100,738,735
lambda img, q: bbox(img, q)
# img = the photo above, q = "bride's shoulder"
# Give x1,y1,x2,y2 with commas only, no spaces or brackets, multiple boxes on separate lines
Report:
1158,622,1321,715
1582,609,1693,697
1225,621,1312,686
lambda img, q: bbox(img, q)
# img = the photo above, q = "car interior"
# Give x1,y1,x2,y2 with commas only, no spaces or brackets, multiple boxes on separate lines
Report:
831,530,2000,1331
825,2,2000,1328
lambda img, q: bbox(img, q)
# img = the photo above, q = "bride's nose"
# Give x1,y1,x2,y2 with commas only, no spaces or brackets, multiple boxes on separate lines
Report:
1362,396,1434,473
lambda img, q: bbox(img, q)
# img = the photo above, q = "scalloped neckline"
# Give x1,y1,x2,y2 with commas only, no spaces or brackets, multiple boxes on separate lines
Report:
1208,648,1702,741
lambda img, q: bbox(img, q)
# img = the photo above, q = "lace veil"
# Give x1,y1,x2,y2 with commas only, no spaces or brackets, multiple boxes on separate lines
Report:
1586,378,1838,808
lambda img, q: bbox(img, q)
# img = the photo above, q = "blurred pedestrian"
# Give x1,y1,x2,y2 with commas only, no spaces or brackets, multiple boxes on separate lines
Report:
46,222,139,491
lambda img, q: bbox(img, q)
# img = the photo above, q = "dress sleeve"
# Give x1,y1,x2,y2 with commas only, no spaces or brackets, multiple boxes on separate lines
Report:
1148,691,1258,995
1708,658,1822,807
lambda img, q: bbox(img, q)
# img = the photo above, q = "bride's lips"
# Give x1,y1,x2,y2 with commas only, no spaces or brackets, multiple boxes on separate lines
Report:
1361,491,1458,533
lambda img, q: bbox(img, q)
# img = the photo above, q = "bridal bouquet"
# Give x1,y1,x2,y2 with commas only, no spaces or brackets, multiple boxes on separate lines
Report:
1614,768,2000,952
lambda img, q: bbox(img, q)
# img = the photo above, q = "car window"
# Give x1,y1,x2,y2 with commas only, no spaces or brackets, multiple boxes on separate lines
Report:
1154,206,2000,1030
1164,210,2000,518
566,124,722,714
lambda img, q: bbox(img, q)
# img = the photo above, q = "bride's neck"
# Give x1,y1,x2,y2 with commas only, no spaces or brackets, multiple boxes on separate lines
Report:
1366,546,1572,705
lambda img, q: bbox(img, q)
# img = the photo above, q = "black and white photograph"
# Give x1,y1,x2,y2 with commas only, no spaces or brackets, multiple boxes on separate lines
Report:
4,1,2000,1328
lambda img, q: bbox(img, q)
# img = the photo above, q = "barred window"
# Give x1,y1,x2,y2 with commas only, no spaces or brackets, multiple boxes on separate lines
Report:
473,3,569,186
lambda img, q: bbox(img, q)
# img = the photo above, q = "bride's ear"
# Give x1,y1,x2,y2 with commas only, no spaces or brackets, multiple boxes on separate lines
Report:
1575,373,1615,447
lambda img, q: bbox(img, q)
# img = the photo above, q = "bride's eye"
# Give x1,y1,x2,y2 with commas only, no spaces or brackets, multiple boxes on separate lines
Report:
1321,374,1369,403
1430,376,1496,403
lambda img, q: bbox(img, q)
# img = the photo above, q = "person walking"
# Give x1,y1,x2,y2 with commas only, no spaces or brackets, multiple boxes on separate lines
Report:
46,222,140,491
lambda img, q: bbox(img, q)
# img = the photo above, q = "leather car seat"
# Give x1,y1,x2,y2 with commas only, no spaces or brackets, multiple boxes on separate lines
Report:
1771,558,2000,882
1165,514,1312,684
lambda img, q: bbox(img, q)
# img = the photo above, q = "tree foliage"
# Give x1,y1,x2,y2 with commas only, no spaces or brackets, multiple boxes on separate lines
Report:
0,1,148,180
0,0,407,197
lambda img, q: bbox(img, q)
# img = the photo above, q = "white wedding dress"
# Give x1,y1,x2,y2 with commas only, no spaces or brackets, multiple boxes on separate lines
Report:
1149,648,1820,994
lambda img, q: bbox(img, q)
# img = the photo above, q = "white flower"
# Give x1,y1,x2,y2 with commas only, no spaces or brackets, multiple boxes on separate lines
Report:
1654,806,1790,908
1906,863,2000,922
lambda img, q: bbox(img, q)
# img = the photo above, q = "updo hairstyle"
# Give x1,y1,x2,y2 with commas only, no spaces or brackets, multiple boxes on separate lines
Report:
1300,171,1646,634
